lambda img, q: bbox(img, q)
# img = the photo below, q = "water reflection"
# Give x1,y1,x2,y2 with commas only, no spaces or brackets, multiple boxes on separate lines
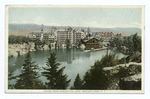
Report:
8,49,126,88
8,55,25,74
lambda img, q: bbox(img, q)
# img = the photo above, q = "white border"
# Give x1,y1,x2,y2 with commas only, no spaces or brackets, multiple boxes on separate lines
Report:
5,5,145,94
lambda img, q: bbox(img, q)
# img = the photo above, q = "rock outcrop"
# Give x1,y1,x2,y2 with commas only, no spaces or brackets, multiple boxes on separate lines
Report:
103,63,142,90
8,42,54,57
8,42,35,57
119,73,141,90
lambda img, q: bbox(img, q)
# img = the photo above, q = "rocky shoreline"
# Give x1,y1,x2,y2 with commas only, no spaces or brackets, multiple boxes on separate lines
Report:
8,43,142,90
104,62,142,90
8,42,52,57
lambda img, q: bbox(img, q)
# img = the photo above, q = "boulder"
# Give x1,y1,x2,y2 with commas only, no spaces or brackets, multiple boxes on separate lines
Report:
80,44,85,50
119,73,141,90
130,51,141,62
43,45,50,50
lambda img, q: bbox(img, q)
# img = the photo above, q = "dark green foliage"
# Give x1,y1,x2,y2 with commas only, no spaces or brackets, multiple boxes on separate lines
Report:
34,43,38,51
117,67,129,78
49,44,51,50
42,52,71,89
132,33,142,61
133,33,140,52
109,33,141,54
87,27,90,35
33,39,47,50
125,55,130,63
65,39,70,49
82,60,109,90
81,52,121,89
33,39,42,46
14,52,44,89
117,64,141,79
8,71,16,89
100,37,104,42
8,71,16,80
9,35,30,44
71,73,83,89
119,57,127,64
109,37,123,50
101,53,119,67
109,40,115,47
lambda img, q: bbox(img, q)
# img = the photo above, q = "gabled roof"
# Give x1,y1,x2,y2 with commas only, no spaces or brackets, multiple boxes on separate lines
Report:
83,37,100,43
88,37,100,41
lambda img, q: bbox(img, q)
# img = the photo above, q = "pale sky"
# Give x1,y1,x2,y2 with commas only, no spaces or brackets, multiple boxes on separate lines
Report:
8,7,142,28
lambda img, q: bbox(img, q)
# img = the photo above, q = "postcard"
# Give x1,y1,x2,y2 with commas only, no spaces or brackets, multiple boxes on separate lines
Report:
5,5,145,93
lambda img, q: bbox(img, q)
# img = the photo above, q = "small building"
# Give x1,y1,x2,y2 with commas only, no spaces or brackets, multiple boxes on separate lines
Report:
84,38,101,50
29,32,43,41
43,33,50,40
29,32,53,41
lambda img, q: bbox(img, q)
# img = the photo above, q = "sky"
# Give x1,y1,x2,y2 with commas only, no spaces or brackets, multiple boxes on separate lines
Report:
8,7,142,28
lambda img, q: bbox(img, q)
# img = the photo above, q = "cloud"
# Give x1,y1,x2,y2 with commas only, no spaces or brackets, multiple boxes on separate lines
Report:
10,20,31,24
80,21,141,28
33,16,46,25
115,21,141,28
130,22,141,28
9,17,141,29
9,16,61,26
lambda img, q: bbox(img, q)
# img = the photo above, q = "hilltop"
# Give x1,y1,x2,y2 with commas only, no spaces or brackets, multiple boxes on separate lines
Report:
8,23,141,36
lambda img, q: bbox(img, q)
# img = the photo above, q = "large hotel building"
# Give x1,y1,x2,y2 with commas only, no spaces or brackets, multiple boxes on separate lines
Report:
57,27,84,45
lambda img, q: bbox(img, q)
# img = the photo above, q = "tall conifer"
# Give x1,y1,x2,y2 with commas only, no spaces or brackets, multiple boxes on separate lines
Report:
42,52,71,89
71,73,83,89
14,52,43,89
82,60,109,89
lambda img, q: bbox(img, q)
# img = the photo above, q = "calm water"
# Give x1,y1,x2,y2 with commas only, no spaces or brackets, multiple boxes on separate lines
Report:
8,49,126,88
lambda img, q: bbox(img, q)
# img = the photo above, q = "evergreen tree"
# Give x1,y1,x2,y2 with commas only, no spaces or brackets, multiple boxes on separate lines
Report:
133,33,141,52
133,33,138,52
34,43,38,51
100,37,104,42
82,60,109,89
87,27,91,35
14,52,44,89
101,53,119,67
65,39,70,49
71,73,83,89
8,71,16,80
42,52,71,89
49,44,51,50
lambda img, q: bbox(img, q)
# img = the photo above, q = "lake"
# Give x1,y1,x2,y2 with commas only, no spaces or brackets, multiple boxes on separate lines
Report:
8,48,126,89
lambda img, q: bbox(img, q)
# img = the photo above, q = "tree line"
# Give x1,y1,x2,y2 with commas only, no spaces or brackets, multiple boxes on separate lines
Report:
9,35,30,44
9,35,52,51
9,51,125,90
8,34,141,89
109,33,141,54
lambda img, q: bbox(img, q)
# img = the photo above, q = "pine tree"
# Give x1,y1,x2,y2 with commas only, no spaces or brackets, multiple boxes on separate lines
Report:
14,52,44,89
42,52,71,89
101,53,119,67
82,60,109,89
133,33,138,52
71,73,83,89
